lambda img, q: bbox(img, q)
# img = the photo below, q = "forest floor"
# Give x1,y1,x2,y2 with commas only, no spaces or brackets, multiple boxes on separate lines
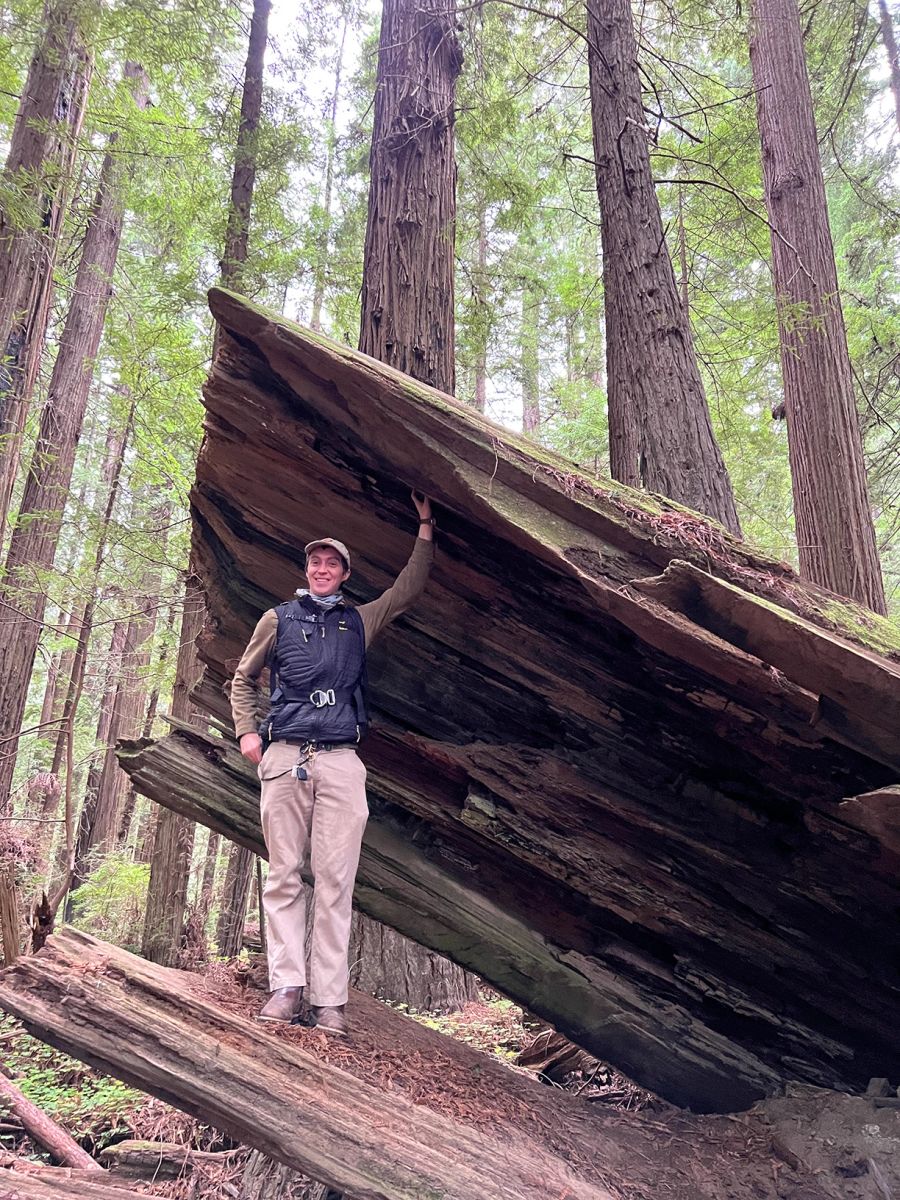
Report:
2,956,899,1200
0,960,655,1198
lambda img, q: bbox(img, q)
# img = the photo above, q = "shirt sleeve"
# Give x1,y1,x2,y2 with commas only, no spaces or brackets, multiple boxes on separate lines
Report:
357,538,434,647
230,609,278,737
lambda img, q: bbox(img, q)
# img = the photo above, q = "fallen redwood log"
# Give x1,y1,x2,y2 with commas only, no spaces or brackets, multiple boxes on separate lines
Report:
0,1074,99,1172
0,928,851,1200
0,1165,141,1197
118,287,900,1113
98,1139,241,1180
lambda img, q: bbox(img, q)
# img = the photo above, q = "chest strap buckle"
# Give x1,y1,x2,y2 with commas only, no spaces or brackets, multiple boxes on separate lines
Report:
310,689,336,708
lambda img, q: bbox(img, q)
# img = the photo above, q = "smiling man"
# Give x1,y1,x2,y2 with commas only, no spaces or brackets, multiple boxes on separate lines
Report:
230,491,435,1033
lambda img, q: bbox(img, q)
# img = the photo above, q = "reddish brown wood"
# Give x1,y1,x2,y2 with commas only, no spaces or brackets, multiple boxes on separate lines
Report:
161,291,900,1111
359,0,462,393
750,0,886,613
586,0,740,534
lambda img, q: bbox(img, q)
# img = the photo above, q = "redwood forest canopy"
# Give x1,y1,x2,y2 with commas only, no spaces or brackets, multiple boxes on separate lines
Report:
0,0,898,1130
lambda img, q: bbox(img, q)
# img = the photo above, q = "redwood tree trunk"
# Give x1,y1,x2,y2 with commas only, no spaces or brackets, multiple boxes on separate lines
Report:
0,64,149,815
586,0,741,535
141,577,204,965
750,0,887,613
349,913,477,1011
358,0,462,393
216,843,254,957
0,0,91,540
218,0,271,297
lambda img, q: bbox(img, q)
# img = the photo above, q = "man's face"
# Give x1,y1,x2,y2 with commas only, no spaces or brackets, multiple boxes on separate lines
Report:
306,549,350,597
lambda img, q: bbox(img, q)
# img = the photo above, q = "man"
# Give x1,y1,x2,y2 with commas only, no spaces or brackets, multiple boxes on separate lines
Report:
230,491,434,1034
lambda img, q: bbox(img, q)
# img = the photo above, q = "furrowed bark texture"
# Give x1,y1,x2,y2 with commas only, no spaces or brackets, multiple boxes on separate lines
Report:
750,0,886,613
114,287,900,1113
0,64,149,814
218,0,270,296
358,0,462,392
0,0,91,538
586,0,741,535
141,576,204,965
7,926,892,1199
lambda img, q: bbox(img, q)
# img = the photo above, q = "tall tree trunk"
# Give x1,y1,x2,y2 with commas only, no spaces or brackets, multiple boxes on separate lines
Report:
218,0,271,299
216,842,254,957
878,0,900,135
197,829,221,926
310,17,348,332
358,0,462,393
521,280,540,434
142,577,204,965
0,63,150,815
586,0,741,535
349,914,477,1011
0,0,92,541
750,0,887,613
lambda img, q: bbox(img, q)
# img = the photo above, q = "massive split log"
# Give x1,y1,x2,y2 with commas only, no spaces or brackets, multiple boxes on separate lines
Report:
120,287,900,1113
6,928,898,1200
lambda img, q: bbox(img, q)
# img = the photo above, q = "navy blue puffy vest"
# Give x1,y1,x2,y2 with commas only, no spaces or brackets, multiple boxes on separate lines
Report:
262,597,366,744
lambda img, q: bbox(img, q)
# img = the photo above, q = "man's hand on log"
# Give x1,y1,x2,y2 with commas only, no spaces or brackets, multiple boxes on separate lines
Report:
240,733,263,765
412,490,433,540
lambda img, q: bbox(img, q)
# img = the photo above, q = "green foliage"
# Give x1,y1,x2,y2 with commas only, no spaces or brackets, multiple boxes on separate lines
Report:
70,853,150,949
0,1014,144,1150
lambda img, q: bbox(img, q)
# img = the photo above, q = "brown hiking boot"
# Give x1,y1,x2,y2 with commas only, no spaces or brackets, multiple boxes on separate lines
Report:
257,986,304,1023
310,1004,347,1035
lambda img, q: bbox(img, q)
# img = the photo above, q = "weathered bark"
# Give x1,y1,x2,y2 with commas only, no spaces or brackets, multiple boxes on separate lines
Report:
197,828,221,924
0,1072,100,1170
218,0,271,297
586,0,741,534
0,0,91,540
216,842,254,957
0,64,150,815
0,1169,146,1198
750,0,886,613
879,0,900,136
241,1153,329,1200
6,927,887,1199
141,577,203,965
349,911,477,1010
358,0,462,392
0,863,19,964
309,18,347,333
142,291,900,1111
98,1140,241,1179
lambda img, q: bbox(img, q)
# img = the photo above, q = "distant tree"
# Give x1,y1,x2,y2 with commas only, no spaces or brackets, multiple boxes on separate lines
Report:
586,0,741,534
750,0,887,612
0,63,150,816
0,0,92,540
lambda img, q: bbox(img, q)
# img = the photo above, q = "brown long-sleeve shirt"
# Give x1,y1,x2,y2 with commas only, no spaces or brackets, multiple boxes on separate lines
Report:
230,538,434,737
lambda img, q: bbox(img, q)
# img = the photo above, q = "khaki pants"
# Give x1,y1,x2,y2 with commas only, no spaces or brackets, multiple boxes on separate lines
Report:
258,742,368,1005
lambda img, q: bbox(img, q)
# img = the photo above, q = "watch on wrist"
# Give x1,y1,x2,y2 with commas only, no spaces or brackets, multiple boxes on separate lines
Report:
419,517,436,525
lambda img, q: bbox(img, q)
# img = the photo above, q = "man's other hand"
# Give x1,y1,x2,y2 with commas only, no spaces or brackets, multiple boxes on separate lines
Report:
240,732,263,765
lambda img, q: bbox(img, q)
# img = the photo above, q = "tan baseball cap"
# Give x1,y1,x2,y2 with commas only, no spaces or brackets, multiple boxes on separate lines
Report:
304,538,351,569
